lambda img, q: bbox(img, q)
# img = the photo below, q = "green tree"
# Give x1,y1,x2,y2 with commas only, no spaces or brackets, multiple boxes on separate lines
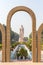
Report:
0,24,19,44
19,48,28,58
27,38,32,51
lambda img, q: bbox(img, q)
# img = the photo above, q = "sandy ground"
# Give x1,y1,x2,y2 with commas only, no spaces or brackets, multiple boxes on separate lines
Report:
0,61,43,65
0,51,43,65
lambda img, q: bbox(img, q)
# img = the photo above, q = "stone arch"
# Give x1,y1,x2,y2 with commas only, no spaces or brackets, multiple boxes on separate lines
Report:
38,23,43,62
0,23,6,62
6,6,36,62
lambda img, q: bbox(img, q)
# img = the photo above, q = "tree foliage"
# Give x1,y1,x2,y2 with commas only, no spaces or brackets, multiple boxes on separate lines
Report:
16,48,28,59
0,24,19,43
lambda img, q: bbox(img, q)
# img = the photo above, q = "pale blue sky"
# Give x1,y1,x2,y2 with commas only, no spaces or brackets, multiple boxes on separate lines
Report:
0,0,43,37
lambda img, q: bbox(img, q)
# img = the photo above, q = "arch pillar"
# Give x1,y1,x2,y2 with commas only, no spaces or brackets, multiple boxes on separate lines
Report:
38,23,43,62
0,24,6,62
6,6,36,62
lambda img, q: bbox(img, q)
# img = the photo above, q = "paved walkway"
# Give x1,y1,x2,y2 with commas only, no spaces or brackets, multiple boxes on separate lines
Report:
0,61,43,65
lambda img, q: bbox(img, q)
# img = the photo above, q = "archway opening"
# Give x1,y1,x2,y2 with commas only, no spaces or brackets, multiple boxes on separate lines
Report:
6,6,36,62
0,31,2,62
41,30,43,62
10,11,32,62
